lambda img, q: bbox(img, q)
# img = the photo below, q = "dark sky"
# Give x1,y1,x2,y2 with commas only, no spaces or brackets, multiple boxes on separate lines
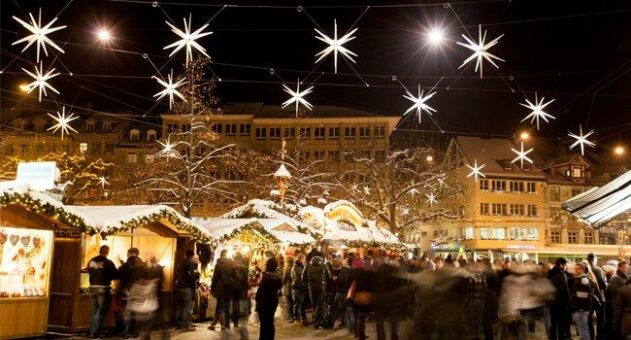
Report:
1,0,631,155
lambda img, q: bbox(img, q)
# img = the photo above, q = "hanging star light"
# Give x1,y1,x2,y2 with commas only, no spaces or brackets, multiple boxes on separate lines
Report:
47,106,78,140
425,192,438,207
157,137,180,159
408,187,419,196
466,159,486,183
402,208,410,216
363,186,371,195
281,79,314,117
98,176,109,190
153,69,187,109
12,8,66,62
164,14,212,67
519,93,555,130
511,141,534,168
568,125,596,156
456,24,504,79
314,19,358,74
403,84,437,123
22,61,60,102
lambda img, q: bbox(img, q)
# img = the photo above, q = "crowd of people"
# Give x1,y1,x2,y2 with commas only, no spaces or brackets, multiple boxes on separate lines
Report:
85,244,631,340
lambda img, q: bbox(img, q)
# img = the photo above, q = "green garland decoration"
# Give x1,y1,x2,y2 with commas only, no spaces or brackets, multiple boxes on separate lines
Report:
213,220,312,248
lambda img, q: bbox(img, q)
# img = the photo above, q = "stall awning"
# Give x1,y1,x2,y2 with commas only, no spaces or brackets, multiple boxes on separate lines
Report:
194,217,315,246
563,170,631,228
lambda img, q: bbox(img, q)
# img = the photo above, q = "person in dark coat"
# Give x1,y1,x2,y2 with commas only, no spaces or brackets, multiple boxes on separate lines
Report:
291,253,307,325
548,257,571,340
571,262,594,340
116,247,141,336
86,245,119,339
231,252,249,328
175,249,199,331
256,258,283,340
608,261,628,339
209,249,236,331
302,255,331,329
282,256,295,322
587,253,607,339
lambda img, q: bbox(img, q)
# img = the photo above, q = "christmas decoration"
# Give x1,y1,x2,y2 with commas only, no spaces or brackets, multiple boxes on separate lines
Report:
164,14,212,67
519,93,555,130
153,69,187,110
314,19,358,74
403,84,437,123
425,192,438,206
12,8,66,62
22,61,60,102
466,159,486,183
281,79,314,117
457,24,504,79
511,141,534,168
98,176,109,190
568,125,596,156
47,106,78,140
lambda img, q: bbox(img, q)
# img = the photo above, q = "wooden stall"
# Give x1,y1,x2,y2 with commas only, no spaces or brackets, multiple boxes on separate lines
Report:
47,205,211,334
0,185,86,339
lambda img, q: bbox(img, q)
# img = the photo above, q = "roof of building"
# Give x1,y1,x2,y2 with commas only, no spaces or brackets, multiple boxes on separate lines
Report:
255,105,396,119
453,136,547,179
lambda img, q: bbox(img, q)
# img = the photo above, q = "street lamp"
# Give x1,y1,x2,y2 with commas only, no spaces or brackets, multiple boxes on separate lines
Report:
426,26,445,46
519,131,530,141
614,145,625,156
18,83,30,93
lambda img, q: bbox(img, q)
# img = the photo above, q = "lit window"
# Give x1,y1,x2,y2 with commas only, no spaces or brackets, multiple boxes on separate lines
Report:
480,203,490,215
464,227,474,240
491,180,506,192
527,182,536,193
510,228,526,240
572,167,582,178
492,228,506,240
479,227,490,240
145,154,154,163
127,152,138,164
479,179,489,191
527,228,538,240
79,143,88,153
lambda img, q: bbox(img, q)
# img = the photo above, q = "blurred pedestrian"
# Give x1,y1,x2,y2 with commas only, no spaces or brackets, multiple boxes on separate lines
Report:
256,258,283,340
175,249,199,331
282,256,295,323
291,253,307,326
607,260,628,338
302,255,331,329
548,257,570,340
209,249,236,331
571,262,594,340
86,245,118,339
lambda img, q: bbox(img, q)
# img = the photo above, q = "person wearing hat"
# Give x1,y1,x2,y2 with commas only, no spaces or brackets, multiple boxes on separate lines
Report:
571,262,594,340
256,258,283,340
548,257,570,340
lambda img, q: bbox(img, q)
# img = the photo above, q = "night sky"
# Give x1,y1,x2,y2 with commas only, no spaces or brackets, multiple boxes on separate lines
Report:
1,0,631,157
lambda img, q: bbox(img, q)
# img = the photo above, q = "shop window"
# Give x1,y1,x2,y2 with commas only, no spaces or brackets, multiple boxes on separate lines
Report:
314,127,325,139
510,181,524,192
479,179,489,191
255,128,267,139
510,227,526,240
491,180,506,192
568,231,578,244
373,126,385,138
480,203,490,215
464,227,474,240
240,124,251,135
492,228,506,240
225,124,237,136
550,230,561,243
527,228,538,240
527,205,538,217
345,127,356,139
479,227,490,240
329,127,339,139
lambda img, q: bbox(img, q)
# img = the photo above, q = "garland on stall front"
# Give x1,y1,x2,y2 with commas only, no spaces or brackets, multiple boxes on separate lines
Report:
213,220,310,247
0,191,90,231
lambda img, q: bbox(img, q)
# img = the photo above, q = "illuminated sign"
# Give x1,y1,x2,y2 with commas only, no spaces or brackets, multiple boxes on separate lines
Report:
16,162,59,191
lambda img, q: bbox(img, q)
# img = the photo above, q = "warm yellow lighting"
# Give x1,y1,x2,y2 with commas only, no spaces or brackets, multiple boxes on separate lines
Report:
97,29,111,41
426,155,434,162
614,145,625,156
520,131,530,141
427,27,445,45
241,245,251,254
19,83,30,93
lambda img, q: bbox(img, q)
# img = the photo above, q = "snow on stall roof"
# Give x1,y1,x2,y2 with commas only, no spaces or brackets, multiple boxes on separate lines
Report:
367,220,400,244
193,217,315,245
0,180,67,210
323,200,364,218
222,199,314,232
274,164,291,179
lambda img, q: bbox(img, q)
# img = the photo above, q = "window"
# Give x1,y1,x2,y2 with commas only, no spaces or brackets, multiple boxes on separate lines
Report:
550,230,561,243
527,182,536,193
329,127,339,139
299,127,311,138
79,143,88,153
509,181,524,192
527,228,538,240
568,231,578,244
127,152,138,164
479,179,489,191
345,127,356,139
130,129,140,142
374,150,386,162
284,128,295,139
269,127,281,139
359,126,370,139
572,167,582,178
239,124,251,135
86,121,95,132
329,151,340,162
344,152,355,162
584,231,594,244
464,227,474,240
103,121,112,132
374,126,385,138
501,160,513,171
147,129,157,141
491,203,507,215
510,204,525,216
550,186,560,201
510,228,526,240
212,124,223,134
479,227,491,240
314,127,325,139
167,123,178,133
480,203,490,215
226,124,237,136
491,180,506,192
527,205,538,217
105,143,115,155
492,228,506,240
255,127,267,139
314,150,325,160
145,154,154,163
91,143,100,155
600,233,616,245
572,188,582,197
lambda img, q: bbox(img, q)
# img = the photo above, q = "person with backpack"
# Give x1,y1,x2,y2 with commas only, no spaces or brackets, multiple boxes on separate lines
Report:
85,245,119,339
209,249,236,332
302,255,331,329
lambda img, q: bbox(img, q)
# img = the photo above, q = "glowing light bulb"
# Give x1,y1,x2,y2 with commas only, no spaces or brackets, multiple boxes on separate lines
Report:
520,131,530,141
427,27,444,45
614,146,625,156
97,29,111,41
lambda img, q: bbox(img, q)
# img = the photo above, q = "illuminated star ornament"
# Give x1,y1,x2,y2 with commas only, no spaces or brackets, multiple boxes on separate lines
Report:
520,93,555,130
98,176,109,190
456,24,504,79
153,70,187,110
511,142,534,168
12,8,66,62
363,186,371,195
164,14,212,67
466,159,486,183
568,125,596,156
22,61,60,102
47,106,78,140
425,192,438,207
157,137,179,159
314,19,358,74
403,85,437,123
408,187,419,197
281,79,314,117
